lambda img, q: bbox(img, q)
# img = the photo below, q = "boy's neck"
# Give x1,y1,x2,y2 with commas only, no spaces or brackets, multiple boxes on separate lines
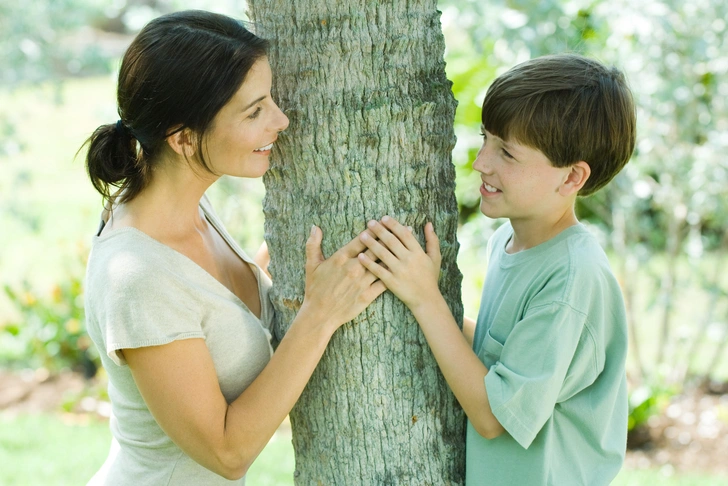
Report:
506,207,579,254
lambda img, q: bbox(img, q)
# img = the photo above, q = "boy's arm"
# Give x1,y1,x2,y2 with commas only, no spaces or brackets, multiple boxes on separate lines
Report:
358,217,504,439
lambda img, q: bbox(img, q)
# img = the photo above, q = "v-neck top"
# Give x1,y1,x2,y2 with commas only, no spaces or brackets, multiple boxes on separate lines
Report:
85,195,274,485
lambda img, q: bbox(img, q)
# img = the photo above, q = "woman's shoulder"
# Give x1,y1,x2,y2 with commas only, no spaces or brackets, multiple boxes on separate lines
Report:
87,228,188,300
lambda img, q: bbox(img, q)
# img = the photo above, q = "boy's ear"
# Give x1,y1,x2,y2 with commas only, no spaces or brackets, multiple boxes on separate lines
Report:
559,161,591,196
165,126,198,158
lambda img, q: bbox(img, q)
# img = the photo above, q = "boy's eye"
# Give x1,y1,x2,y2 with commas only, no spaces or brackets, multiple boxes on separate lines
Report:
480,130,487,139
248,107,262,119
502,149,514,159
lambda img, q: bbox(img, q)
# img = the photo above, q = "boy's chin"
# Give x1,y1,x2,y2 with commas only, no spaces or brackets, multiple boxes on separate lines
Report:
479,203,500,219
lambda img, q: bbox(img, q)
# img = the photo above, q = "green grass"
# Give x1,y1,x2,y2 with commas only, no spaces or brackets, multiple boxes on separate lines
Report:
0,413,111,485
613,468,728,486
0,412,294,485
1,413,726,485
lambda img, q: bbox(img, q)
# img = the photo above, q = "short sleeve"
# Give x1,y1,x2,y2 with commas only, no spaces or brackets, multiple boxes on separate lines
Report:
96,251,205,366
484,302,597,449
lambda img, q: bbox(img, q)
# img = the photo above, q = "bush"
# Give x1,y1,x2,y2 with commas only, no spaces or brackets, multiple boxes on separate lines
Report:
1,245,99,377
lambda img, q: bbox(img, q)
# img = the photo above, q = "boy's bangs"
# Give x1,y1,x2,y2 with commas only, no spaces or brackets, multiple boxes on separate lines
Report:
482,90,576,167
481,96,544,153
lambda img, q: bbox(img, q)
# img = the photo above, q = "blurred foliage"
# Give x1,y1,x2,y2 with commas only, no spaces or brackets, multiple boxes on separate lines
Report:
1,243,99,377
627,383,676,432
0,0,109,86
441,0,728,249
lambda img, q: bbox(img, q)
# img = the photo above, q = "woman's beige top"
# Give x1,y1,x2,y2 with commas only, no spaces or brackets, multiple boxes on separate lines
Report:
85,196,274,485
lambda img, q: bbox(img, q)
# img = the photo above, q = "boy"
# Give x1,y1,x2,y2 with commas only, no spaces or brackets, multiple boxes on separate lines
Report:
357,53,636,485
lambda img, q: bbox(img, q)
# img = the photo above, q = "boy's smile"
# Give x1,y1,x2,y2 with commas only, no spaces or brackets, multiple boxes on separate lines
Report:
479,180,501,196
472,128,589,250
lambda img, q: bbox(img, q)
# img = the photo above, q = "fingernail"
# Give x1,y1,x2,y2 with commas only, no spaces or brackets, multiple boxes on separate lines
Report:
368,220,376,228
382,215,390,222
310,225,317,236
361,232,369,240
407,226,413,232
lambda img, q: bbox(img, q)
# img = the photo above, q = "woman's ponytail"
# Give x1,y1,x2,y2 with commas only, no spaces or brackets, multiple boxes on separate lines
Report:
83,120,146,207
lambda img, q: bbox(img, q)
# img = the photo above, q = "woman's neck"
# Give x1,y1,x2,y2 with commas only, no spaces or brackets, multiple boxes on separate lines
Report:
109,157,218,240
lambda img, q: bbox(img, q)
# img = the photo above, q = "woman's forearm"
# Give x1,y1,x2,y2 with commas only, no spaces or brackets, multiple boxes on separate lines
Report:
221,307,336,477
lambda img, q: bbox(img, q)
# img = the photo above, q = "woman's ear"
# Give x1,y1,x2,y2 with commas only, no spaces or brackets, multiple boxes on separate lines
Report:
559,161,591,196
165,126,197,159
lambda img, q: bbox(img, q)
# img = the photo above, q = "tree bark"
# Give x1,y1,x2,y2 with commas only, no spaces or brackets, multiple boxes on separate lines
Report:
247,1,465,484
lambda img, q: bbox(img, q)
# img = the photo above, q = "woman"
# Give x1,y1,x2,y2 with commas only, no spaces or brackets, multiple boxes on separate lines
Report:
83,10,384,485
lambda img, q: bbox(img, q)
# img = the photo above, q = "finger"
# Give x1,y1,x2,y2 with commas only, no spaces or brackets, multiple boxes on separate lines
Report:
360,229,379,261
425,222,442,267
357,252,393,284
336,228,372,258
367,220,409,258
305,225,324,274
380,216,422,252
359,231,400,270
363,247,378,262
366,280,388,300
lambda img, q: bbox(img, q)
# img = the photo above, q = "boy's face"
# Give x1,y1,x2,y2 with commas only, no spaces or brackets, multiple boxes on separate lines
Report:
472,128,576,222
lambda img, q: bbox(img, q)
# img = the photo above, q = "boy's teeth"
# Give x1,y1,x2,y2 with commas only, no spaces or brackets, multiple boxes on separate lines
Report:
484,183,498,193
254,143,273,152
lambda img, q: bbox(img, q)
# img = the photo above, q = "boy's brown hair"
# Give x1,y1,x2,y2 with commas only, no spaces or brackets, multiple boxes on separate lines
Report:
481,53,636,196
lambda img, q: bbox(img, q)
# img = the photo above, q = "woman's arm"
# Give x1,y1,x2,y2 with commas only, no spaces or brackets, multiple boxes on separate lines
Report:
124,226,385,480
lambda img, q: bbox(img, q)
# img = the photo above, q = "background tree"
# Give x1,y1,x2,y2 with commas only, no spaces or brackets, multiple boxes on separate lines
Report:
247,0,466,483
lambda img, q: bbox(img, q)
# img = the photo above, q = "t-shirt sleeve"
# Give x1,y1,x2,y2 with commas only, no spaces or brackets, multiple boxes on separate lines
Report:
483,301,597,449
97,254,205,367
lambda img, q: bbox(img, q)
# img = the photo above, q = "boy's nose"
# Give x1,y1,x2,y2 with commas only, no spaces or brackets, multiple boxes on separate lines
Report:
472,146,494,174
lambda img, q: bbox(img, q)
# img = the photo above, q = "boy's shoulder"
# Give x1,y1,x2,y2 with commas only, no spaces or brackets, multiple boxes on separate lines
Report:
547,226,623,314
489,221,608,267
488,222,621,312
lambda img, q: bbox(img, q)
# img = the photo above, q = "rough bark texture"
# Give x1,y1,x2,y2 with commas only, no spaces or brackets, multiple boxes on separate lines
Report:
247,1,465,484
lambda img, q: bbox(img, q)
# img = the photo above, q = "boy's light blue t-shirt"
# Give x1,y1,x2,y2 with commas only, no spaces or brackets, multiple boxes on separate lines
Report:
468,222,628,486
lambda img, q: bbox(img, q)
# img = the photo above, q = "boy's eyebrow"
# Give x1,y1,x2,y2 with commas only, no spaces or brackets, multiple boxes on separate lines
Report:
482,127,519,152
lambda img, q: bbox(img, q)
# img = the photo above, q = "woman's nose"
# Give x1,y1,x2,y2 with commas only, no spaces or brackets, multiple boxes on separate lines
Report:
275,104,290,132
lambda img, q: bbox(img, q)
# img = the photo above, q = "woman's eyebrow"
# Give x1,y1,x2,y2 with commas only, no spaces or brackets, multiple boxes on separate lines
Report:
242,95,266,112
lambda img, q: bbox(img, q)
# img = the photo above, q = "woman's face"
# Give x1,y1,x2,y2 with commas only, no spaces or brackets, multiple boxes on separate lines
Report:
201,58,289,178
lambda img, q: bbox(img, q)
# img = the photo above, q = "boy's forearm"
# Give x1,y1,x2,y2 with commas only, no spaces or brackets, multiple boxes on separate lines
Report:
410,297,505,439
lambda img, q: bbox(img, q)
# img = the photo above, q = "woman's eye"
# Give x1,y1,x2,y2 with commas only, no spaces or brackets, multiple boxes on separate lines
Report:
480,131,487,139
248,107,262,119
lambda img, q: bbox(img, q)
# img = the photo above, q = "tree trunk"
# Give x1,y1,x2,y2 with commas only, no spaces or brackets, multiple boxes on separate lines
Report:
247,1,465,484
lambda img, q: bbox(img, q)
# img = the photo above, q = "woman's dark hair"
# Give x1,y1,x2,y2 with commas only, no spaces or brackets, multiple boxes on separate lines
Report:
82,10,269,206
